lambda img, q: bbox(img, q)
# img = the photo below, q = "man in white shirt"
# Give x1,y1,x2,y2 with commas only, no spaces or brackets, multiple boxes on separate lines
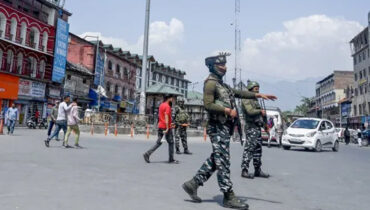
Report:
45,95,76,147
64,97,82,148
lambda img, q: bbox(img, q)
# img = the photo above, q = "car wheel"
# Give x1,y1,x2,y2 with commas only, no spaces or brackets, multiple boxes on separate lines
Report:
362,139,369,146
314,140,322,152
282,146,291,150
332,141,339,152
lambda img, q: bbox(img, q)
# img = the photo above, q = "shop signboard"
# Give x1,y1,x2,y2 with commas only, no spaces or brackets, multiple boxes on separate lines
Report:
18,79,46,98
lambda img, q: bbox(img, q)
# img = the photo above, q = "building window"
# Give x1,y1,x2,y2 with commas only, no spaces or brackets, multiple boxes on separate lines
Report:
39,60,45,79
176,79,179,87
0,13,6,38
6,50,14,72
116,64,120,77
165,76,169,84
20,22,27,45
122,87,126,99
114,84,119,94
364,69,367,78
83,78,87,84
354,105,357,116
108,60,113,70
171,77,174,85
359,104,362,115
16,53,23,74
29,27,40,49
42,32,48,52
106,82,111,92
159,74,162,82
67,74,71,80
355,73,358,81
124,67,128,79
10,18,17,42
360,71,363,79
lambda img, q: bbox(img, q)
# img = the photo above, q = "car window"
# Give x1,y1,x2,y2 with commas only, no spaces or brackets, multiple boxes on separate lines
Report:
291,119,320,129
325,121,333,130
319,122,326,130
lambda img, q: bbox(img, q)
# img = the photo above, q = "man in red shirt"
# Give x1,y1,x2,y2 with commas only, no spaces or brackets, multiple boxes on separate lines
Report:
143,94,179,164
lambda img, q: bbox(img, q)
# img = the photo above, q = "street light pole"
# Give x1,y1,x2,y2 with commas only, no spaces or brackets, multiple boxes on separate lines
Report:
139,0,151,115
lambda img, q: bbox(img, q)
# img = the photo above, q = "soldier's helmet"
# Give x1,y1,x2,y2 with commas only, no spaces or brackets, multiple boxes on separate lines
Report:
177,97,185,105
247,81,260,90
205,52,231,69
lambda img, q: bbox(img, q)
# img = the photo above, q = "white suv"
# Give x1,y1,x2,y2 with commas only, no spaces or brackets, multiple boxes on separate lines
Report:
281,118,339,152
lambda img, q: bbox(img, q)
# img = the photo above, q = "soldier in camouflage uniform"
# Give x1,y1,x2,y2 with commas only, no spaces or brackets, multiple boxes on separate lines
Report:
174,97,192,155
241,81,270,179
182,53,277,209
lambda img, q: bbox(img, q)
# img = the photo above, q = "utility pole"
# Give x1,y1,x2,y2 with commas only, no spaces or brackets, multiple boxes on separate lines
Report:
139,0,151,115
233,0,241,89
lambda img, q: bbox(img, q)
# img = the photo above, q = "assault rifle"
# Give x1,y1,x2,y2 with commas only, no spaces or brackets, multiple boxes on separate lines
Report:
229,90,244,146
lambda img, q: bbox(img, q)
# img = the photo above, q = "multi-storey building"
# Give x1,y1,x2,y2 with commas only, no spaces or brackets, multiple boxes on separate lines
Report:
0,0,70,124
349,12,370,128
315,71,354,126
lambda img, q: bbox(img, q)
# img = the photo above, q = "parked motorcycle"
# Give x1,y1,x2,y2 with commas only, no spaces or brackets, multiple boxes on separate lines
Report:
38,118,48,129
26,117,37,129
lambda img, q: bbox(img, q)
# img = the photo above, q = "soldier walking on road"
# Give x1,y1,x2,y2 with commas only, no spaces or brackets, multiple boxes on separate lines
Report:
182,53,277,209
241,81,270,179
143,94,179,164
174,97,192,155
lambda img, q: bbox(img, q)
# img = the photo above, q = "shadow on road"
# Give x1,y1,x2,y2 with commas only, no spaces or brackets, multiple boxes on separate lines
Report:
185,194,282,207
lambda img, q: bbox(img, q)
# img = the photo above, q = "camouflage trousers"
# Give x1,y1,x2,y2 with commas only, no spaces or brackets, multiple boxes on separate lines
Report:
193,122,233,193
175,126,188,150
241,126,262,171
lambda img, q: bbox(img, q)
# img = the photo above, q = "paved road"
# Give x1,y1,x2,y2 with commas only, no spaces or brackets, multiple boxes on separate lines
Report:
1,129,370,210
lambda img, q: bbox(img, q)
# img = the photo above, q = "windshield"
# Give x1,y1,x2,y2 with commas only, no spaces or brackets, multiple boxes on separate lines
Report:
291,119,320,129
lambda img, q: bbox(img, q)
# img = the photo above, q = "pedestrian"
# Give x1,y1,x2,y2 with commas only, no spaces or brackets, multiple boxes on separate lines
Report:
357,127,362,147
34,108,40,125
6,104,18,135
64,97,82,148
143,94,179,164
240,81,270,179
174,97,192,155
47,101,60,141
44,95,76,147
344,127,350,145
267,116,276,148
182,53,277,209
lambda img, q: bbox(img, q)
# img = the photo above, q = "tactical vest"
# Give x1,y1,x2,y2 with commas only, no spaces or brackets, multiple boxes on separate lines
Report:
242,98,264,127
205,74,233,124
175,106,189,123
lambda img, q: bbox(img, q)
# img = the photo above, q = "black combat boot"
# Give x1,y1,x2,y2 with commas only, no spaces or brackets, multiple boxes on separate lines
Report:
183,149,192,155
254,168,270,178
241,170,254,179
176,148,182,154
143,153,150,163
182,178,202,203
223,191,249,209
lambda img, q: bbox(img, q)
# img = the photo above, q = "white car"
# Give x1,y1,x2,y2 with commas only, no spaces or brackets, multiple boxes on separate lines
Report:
281,118,339,152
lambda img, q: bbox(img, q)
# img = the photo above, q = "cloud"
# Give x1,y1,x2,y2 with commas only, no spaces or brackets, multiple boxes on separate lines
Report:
239,15,364,82
79,18,184,58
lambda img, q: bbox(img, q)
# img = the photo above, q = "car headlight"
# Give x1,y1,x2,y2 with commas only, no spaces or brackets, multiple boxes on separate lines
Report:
306,131,316,137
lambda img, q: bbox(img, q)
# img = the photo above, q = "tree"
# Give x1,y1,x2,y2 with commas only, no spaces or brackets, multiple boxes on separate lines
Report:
294,97,311,116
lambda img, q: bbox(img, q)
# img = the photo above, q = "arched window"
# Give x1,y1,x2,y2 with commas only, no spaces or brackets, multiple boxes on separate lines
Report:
114,84,119,94
17,53,23,74
6,50,14,72
0,49,3,70
124,67,128,79
20,22,27,45
39,60,45,79
29,27,40,49
106,81,111,92
42,32,48,52
10,18,17,41
27,57,37,77
108,60,113,70
0,13,6,38
116,64,120,77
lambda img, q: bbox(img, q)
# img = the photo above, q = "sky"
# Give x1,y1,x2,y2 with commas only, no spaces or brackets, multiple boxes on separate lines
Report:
64,0,370,110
